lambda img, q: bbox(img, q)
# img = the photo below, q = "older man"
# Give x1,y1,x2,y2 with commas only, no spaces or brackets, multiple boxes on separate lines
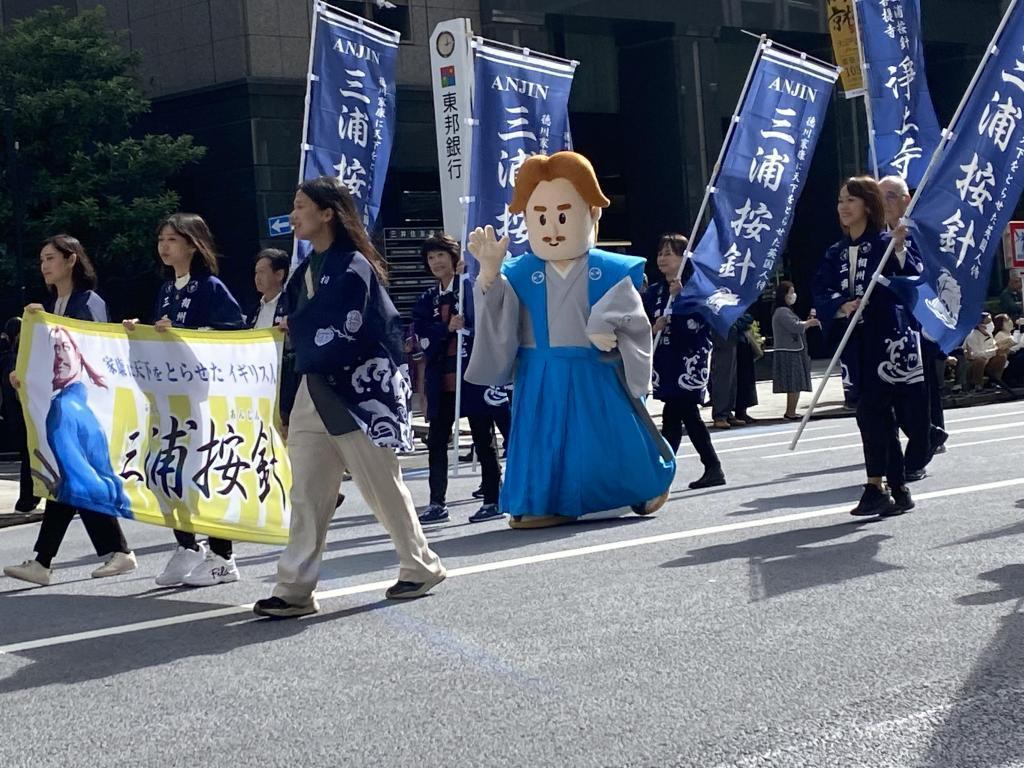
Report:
878,175,948,479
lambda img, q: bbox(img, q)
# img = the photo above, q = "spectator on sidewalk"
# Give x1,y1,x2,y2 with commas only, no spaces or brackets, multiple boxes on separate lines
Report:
771,281,820,420
734,313,761,424
999,270,1023,318
964,312,1008,390
994,313,1024,384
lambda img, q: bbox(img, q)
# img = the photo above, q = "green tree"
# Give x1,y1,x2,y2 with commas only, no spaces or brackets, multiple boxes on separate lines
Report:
0,6,205,314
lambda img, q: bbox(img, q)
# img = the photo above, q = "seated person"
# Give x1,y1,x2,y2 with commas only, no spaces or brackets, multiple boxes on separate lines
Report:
963,312,1008,390
994,313,1024,384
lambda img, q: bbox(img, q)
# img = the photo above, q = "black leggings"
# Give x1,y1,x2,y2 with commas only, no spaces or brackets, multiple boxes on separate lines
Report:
34,501,129,569
660,397,721,470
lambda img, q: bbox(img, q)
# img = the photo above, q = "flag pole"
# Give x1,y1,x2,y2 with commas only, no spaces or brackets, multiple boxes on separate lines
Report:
790,0,1020,450
851,0,881,179
654,35,766,346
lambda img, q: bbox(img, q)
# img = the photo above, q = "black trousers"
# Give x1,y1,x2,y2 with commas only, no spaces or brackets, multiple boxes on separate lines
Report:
428,392,502,505
895,385,933,474
661,397,721,470
174,530,232,559
17,428,37,505
856,382,925,487
34,501,129,568
928,357,946,430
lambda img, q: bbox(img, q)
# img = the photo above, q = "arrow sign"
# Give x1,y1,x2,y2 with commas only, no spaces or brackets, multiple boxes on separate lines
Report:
267,215,292,238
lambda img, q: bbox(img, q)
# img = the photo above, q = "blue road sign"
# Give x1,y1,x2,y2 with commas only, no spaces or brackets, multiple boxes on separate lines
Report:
267,215,292,238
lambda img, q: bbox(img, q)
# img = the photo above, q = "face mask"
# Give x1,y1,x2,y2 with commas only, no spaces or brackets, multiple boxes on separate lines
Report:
985,322,995,334
785,292,797,306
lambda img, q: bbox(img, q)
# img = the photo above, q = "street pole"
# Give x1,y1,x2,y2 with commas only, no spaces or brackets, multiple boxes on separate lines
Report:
4,105,24,308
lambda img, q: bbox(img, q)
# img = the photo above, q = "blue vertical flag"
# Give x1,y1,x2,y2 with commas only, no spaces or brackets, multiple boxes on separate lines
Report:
677,44,839,338
856,0,942,185
464,43,576,274
888,3,1024,352
300,3,399,230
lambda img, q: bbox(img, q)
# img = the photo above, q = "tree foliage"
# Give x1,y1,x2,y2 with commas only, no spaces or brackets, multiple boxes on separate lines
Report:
0,6,205,308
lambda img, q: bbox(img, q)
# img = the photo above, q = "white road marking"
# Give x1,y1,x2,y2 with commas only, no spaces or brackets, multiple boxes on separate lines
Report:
3,477,1024,655
762,421,1021,459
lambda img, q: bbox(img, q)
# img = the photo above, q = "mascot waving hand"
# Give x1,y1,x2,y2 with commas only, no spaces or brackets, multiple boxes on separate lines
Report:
466,151,676,528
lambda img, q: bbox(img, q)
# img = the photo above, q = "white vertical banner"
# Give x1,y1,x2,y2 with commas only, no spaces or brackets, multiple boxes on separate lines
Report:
429,18,475,240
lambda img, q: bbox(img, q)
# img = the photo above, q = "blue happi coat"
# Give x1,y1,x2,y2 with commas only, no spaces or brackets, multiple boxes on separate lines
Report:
412,276,511,422
642,280,712,405
812,229,924,392
287,242,414,451
154,274,245,330
45,290,108,323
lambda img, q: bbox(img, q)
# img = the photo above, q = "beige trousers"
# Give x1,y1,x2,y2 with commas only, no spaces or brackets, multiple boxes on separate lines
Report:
273,379,444,603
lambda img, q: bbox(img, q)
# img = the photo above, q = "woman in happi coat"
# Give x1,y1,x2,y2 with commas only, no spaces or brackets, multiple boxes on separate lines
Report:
643,233,725,490
124,214,246,588
4,235,135,587
812,176,927,518
254,176,445,618
466,151,676,528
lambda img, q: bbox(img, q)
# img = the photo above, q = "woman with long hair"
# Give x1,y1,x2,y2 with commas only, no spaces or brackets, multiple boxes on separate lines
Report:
3,235,136,587
254,176,445,618
123,214,245,588
643,233,725,489
812,177,927,518
771,280,820,420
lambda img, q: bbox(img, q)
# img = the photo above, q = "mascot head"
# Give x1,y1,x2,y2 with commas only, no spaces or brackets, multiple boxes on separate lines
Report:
509,151,610,262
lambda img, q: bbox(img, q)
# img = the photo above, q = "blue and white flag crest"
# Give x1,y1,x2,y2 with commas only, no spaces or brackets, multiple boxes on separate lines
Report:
678,43,839,337
856,0,942,186
300,2,399,230
889,3,1024,353
464,43,576,275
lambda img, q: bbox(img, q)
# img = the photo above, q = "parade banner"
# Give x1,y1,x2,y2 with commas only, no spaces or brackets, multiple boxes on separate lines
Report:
15,313,292,544
855,0,941,185
888,1,1024,353
463,42,576,274
299,2,400,231
828,0,866,97
677,42,839,338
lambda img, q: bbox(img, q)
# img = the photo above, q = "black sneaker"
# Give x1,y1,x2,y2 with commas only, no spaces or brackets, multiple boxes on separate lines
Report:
689,466,726,490
335,493,346,508
850,484,895,517
385,572,446,600
929,429,949,461
884,485,915,516
471,486,485,499
905,468,927,482
417,503,449,524
14,496,40,513
468,504,503,523
252,595,320,618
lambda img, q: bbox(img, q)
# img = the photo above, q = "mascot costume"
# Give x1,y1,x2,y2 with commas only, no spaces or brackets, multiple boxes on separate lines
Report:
465,151,676,528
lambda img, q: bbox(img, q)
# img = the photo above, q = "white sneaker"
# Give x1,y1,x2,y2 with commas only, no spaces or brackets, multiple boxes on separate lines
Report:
155,543,207,586
91,551,138,579
182,551,240,587
3,559,52,586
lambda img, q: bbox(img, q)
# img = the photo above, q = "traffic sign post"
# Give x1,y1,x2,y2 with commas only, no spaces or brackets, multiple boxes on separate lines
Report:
267,215,292,238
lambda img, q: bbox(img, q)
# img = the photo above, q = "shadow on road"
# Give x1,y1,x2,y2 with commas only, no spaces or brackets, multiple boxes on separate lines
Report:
730,485,863,516
0,594,392,694
915,569,1024,767
936,520,1024,551
660,521,899,601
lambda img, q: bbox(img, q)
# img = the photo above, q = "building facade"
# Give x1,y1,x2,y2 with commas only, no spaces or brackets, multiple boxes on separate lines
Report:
0,0,1007,314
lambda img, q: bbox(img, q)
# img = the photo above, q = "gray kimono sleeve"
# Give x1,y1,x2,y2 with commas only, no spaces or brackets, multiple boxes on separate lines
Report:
586,276,653,399
465,275,521,387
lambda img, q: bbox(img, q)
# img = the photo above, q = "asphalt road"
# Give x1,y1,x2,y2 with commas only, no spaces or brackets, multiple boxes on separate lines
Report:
1,401,1024,767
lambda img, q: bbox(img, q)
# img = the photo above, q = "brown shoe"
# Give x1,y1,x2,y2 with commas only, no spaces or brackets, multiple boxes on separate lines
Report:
712,419,731,429
727,417,745,427
632,489,670,516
